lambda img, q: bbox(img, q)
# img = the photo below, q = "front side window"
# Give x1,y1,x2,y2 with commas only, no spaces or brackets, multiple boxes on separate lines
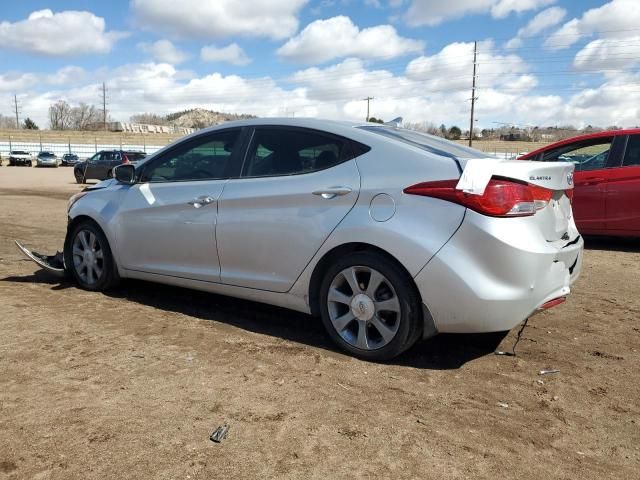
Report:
142,129,240,182
243,128,349,177
542,137,613,171
623,135,640,167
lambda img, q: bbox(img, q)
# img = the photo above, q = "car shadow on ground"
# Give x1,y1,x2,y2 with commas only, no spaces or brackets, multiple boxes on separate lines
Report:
583,236,640,252
2,272,507,370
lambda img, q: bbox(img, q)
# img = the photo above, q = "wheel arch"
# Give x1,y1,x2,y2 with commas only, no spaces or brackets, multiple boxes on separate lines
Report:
308,242,421,318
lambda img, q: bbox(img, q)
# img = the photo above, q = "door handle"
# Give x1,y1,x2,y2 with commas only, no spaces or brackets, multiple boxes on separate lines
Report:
312,186,352,199
188,195,216,208
580,177,605,186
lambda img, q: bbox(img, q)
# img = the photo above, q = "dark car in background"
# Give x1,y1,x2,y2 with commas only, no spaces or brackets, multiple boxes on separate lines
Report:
74,150,147,183
61,153,80,166
519,128,640,237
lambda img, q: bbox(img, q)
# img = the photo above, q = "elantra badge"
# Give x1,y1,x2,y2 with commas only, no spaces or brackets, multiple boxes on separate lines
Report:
567,172,574,185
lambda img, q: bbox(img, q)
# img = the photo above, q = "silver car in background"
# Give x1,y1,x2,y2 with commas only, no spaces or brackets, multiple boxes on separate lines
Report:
36,151,59,167
62,118,583,360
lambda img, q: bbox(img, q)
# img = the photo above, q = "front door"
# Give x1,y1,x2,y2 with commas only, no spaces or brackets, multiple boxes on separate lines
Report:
114,128,243,282
217,126,362,292
541,136,618,234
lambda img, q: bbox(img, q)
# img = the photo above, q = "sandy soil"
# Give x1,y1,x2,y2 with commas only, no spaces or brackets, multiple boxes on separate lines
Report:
0,166,639,479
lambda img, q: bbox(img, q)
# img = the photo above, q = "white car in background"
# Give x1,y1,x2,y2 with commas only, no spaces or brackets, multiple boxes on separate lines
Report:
24,118,583,361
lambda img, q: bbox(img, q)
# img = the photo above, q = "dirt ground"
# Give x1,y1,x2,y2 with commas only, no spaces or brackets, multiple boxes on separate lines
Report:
0,166,638,480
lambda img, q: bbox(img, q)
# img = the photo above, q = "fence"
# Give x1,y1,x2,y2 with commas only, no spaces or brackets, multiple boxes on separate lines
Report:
0,135,173,160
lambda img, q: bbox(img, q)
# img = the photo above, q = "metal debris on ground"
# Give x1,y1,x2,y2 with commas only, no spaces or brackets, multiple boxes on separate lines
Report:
539,368,560,375
210,424,230,443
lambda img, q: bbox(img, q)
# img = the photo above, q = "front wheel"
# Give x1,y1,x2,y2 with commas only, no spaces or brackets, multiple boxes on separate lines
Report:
319,251,423,361
74,170,84,184
64,221,118,291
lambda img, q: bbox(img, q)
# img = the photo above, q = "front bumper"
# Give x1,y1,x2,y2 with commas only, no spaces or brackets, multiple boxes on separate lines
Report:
415,210,583,333
37,159,58,166
10,158,31,165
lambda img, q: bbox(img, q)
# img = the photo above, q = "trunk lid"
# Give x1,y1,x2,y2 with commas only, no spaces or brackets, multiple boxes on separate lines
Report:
456,158,575,242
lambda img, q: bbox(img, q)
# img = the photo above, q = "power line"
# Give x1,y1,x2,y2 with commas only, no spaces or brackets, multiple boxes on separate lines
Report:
102,82,108,131
13,94,21,129
363,96,374,121
469,41,478,147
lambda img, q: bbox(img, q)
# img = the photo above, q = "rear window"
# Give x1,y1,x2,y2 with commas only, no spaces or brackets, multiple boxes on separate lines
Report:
358,126,490,159
125,152,146,161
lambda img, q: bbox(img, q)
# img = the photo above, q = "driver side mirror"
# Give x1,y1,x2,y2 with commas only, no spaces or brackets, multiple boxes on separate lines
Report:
113,163,136,185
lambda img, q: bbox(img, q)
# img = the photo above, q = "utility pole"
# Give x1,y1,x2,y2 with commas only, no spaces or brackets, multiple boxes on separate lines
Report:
13,94,20,129
101,82,107,131
469,41,478,147
363,96,374,121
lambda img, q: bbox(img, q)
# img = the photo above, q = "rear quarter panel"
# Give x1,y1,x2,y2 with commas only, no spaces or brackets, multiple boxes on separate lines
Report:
289,143,465,303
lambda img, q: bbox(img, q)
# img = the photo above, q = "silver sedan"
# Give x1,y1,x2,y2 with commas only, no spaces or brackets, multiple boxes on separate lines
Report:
61,118,582,361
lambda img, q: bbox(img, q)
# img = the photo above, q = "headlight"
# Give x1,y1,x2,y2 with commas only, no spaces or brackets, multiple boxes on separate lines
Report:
68,191,88,212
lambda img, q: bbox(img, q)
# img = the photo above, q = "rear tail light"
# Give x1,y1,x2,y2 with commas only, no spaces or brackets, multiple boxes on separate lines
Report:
404,177,553,218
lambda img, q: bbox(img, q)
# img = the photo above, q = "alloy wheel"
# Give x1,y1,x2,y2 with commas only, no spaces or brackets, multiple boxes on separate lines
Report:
327,266,401,350
72,229,105,286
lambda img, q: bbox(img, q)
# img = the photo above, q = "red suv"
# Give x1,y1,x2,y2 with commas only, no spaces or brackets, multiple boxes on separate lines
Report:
519,129,640,237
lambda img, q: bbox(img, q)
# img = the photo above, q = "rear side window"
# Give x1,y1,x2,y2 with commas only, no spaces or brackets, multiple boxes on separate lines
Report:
358,125,489,159
242,128,364,177
142,129,241,182
541,137,613,171
623,135,640,167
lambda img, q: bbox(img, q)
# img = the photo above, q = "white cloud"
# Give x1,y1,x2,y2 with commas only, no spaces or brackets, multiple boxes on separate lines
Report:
490,0,555,19
200,44,252,66
573,36,640,72
0,9,127,56
277,16,424,63
519,6,566,37
405,41,530,92
404,0,554,26
505,6,566,49
138,40,189,64
131,0,308,40
9,38,640,132
545,0,640,50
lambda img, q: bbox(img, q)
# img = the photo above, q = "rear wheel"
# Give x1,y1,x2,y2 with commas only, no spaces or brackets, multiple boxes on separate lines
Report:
75,170,84,184
319,251,423,361
65,221,118,291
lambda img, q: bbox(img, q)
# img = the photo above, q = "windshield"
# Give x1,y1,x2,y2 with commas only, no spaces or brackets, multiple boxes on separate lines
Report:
11,151,29,155
40,152,55,157
358,125,492,160
64,154,78,159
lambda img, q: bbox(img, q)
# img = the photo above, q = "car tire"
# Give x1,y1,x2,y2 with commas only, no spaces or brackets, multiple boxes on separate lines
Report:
74,170,84,184
64,220,119,291
319,251,423,361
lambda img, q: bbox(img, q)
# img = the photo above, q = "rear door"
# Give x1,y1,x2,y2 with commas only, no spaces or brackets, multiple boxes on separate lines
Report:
605,134,640,234
216,126,362,292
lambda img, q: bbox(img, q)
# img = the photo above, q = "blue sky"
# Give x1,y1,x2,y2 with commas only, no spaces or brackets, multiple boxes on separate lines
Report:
1,0,639,129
